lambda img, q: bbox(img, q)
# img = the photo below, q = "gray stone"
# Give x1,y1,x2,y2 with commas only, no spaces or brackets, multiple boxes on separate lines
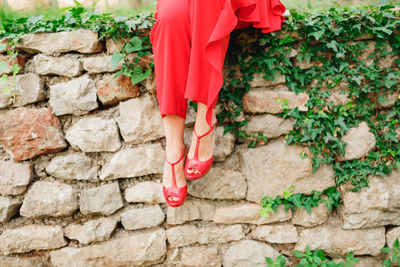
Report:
166,224,244,248
64,217,118,245
50,228,166,267
0,73,45,108
16,29,103,54
249,72,286,87
291,202,331,227
251,223,299,243
100,143,164,180
125,181,165,204
0,196,21,223
238,137,335,201
246,113,296,138
337,121,376,161
0,224,67,255
19,180,79,218
80,182,124,216
65,117,121,152
166,199,215,225
294,224,385,257
46,153,99,182
188,167,247,200
223,239,290,267
337,168,400,229
243,88,308,114
32,54,83,76
0,255,47,267
120,205,165,230
213,202,292,224
49,75,98,116
116,94,165,144
180,245,220,267
0,160,33,195
81,54,123,73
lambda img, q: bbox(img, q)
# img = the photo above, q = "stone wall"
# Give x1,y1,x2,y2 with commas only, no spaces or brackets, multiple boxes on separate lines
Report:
0,28,399,267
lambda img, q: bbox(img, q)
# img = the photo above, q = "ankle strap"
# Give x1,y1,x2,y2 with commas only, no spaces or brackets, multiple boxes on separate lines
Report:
193,121,218,139
165,147,186,166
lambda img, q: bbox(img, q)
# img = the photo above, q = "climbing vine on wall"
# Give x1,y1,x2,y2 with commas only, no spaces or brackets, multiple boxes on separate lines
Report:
220,2,400,216
0,1,399,217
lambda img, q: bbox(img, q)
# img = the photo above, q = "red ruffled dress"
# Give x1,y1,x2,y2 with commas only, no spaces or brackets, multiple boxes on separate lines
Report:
150,0,286,129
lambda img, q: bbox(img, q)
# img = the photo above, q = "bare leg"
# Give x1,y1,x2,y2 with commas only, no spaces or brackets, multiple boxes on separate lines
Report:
186,102,217,175
162,114,187,201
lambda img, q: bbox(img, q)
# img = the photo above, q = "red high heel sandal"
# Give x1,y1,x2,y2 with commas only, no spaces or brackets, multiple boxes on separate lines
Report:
184,121,217,180
163,146,188,207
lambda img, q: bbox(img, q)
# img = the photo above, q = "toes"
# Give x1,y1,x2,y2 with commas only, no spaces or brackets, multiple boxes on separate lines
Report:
168,195,180,202
186,167,201,175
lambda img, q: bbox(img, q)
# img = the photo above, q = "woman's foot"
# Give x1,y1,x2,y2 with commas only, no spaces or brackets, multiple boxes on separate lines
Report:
161,114,187,203
163,143,187,202
186,104,217,176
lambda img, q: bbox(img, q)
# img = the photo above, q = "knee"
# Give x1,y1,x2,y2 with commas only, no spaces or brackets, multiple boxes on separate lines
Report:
156,2,189,27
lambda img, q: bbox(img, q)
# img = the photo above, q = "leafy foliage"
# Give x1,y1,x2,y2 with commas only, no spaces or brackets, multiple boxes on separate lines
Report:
220,1,400,216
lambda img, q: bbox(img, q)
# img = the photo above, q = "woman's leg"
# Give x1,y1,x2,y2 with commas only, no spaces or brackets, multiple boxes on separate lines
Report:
150,0,191,199
184,0,230,174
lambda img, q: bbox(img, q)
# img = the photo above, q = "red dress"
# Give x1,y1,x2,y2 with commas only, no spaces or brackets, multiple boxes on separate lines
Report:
150,0,286,129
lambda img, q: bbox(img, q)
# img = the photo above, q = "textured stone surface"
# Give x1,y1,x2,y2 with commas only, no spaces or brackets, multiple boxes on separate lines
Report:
337,168,400,229
80,182,124,216
246,114,296,138
65,117,121,152
96,73,140,105
238,137,335,201
105,37,129,55
0,160,33,195
188,167,246,200
251,223,299,243
291,203,331,227
50,228,166,267
0,224,67,255
100,143,164,180
213,203,292,224
125,181,165,204
294,224,385,257
166,199,215,225
337,121,376,161
64,217,117,245
116,94,165,144
46,153,99,182
32,54,83,76
0,107,67,161
242,89,309,114
0,73,45,108
0,256,47,267
19,180,79,218
180,245,221,267
0,54,28,76
49,75,98,116
81,54,123,73
16,29,103,54
166,224,244,248
120,205,165,230
386,226,400,254
0,196,21,223
249,72,286,87
223,239,290,267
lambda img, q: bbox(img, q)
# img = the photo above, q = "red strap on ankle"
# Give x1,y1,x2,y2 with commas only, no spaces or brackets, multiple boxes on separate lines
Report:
193,121,217,139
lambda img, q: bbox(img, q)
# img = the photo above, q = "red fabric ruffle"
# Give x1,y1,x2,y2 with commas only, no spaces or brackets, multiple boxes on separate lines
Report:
204,0,286,128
